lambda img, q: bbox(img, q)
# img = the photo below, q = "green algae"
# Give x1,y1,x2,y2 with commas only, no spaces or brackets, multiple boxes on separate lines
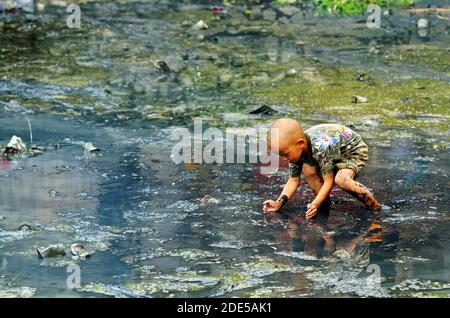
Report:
253,65,450,130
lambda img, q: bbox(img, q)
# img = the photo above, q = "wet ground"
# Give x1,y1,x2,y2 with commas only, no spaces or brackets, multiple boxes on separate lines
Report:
0,0,449,297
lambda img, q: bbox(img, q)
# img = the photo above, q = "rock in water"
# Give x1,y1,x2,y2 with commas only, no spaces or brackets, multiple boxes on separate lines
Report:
249,105,277,116
37,244,66,259
262,8,277,21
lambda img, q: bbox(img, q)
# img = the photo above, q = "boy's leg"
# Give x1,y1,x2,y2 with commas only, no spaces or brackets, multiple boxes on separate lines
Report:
334,169,381,210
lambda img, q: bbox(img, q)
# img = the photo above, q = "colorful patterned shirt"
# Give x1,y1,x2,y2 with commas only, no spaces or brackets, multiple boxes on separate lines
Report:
289,124,363,177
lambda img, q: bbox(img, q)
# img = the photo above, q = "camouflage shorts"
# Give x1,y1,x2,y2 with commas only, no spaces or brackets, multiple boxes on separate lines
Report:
334,140,369,177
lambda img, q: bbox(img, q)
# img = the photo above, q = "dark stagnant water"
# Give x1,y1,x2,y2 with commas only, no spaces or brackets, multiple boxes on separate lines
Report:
0,0,449,297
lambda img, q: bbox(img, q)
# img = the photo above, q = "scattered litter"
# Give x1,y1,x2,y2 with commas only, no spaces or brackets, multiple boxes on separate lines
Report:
154,60,171,74
417,18,429,29
4,135,26,154
71,243,91,259
351,95,368,103
84,142,100,153
37,244,66,259
200,195,221,206
17,222,41,232
192,20,208,30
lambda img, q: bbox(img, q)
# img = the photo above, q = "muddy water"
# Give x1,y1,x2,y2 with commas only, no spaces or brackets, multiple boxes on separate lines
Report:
0,0,449,297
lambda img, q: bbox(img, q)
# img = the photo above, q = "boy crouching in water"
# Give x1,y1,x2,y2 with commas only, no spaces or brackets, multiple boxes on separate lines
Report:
263,118,382,218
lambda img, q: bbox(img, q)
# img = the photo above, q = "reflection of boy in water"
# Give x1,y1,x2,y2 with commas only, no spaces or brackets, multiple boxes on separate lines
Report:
272,212,374,267
263,118,382,218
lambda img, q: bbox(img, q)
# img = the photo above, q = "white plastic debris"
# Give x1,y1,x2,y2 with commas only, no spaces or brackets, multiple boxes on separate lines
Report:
417,18,429,29
5,135,26,153
351,95,368,103
192,20,208,30
84,142,100,152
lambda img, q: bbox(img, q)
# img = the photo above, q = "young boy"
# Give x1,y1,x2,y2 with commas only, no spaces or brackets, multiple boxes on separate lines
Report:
263,118,382,218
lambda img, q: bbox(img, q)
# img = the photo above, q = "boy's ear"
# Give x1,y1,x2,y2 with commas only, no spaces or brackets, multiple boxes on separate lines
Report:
296,138,305,147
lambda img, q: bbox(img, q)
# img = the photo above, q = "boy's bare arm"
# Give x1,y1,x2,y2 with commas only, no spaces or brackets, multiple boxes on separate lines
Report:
263,177,300,213
306,171,334,218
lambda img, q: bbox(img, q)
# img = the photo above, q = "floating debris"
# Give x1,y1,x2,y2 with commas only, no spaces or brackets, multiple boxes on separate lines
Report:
4,135,26,154
286,69,298,76
70,243,91,259
356,73,371,82
154,60,171,74
17,222,41,232
83,142,100,153
37,244,66,259
48,189,61,198
192,20,208,30
200,195,221,206
417,18,429,29
249,105,277,116
351,95,368,103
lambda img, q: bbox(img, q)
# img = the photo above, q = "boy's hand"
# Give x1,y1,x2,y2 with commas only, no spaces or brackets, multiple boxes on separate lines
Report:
263,200,282,213
306,203,318,219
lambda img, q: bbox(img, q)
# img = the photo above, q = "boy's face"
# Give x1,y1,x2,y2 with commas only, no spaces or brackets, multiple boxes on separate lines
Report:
278,139,305,163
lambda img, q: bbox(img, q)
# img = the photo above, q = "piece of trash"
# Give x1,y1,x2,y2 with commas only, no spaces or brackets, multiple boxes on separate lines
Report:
48,190,61,198
154,60,171,74
84,142,100,153
192,20,208,30
71,243,91,259
287,69,297,76
249,105,277,116
351,95,368,103
17,222,40,232
212,6,221,15
4,135,26,154
200,195,221,206
356,73,371,82
211,6,228,18
53,144,61,150
37,244,66,259
30,146,46,156
0,215,5,221
417,18,429,29
399,97,412,102
381,204,391,211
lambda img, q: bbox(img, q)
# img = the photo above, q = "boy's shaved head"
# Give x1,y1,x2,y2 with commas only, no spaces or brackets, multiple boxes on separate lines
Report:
269,118,305,151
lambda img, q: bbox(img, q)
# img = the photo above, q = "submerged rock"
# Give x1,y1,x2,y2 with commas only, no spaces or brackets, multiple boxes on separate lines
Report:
262,8,277,21
37,244,66,259
277,5,300,17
